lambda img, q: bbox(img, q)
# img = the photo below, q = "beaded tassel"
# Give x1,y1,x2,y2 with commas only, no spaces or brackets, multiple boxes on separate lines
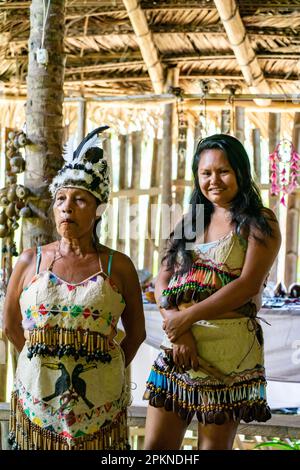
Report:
27,327,112,363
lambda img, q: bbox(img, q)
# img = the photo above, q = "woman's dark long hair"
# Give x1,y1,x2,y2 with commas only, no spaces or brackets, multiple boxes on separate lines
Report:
163,133,275,274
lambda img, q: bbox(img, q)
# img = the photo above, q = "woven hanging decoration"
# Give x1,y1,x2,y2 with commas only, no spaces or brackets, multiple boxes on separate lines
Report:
269,139,300,206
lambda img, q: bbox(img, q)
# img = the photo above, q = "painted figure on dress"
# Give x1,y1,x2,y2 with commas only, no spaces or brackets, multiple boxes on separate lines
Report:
144,133,281,450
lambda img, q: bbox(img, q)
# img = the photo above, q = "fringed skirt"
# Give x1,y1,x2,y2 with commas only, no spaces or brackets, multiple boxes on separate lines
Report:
144,317,271,425
8,391,129,450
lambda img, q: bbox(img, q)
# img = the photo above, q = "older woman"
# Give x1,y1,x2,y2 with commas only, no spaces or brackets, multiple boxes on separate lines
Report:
3,126,146,450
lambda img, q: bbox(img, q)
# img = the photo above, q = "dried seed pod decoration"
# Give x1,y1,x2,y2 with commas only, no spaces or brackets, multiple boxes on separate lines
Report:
8,131,16,140
12,220,19,231
7,175,17,185
0,210,7,224
0,196,9,207
16,185,30,200
10,154,23,165
19,206,32,218
0,224,9,238
7,185,18,202
17,132,28,147
5,202,16,218
13,136,20,148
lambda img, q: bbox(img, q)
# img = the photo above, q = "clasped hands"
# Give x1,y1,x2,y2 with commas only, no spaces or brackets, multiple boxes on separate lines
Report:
162,308,191,343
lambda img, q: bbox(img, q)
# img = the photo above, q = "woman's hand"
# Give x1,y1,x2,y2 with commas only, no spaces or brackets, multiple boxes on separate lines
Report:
162,309,190,342
172,331,199,371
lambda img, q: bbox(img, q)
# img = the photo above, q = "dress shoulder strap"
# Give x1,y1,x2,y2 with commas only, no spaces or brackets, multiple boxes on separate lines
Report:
107,250,114,277
36,246,42,274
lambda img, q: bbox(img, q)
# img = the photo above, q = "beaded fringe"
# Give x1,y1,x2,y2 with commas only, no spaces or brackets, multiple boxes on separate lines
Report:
160,264,238,309
144,367,271,425
27,327,111,363
8,392,129,451
160,264,256,316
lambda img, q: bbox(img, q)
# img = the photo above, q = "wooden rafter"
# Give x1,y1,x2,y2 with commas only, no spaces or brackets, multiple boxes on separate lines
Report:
122,0,164,93
7,51,300,66
213,0,271,105
6,26,300,48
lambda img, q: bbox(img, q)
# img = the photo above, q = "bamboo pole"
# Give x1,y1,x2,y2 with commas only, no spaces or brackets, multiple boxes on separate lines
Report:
221,109,231,134
234,106,245,144
144,136,161,273
159,67,179,259
252,128,261,184
77,98,86,145
284,112,300,288
213,0,270,106
129,131,142,268
268,113,281,284
176,116,188,207
122,0,164,94
102,136,113,247
117,134,129,254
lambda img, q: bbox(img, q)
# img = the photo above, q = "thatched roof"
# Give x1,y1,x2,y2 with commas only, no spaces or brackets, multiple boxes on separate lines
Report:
0,0,300,99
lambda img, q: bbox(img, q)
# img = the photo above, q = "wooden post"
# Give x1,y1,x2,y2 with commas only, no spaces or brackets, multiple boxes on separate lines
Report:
23,0,65,249
268,113,281,284
284,112,300,288
117,134,129,254
130,131,142,267
159,67,179,259
234,106,245,143
144,136,162,273
77,98,86,145
252,128,261,183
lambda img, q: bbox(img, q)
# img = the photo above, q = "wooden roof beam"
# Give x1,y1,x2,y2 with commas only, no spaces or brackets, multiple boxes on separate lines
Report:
213,0,271,106
122,0,164,94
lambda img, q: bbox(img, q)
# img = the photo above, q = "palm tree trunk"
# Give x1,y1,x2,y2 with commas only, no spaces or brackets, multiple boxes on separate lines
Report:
23,0,65,249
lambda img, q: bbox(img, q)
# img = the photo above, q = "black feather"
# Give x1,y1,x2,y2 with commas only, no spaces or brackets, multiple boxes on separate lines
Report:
73,125,109,161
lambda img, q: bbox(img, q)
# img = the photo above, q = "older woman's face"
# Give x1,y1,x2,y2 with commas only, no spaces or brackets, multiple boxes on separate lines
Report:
53,187,98,239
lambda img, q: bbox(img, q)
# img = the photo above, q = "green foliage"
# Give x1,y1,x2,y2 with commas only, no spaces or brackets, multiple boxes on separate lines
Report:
255,438,300,450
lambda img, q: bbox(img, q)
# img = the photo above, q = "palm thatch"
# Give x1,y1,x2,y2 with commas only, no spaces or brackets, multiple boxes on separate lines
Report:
0,0,299,99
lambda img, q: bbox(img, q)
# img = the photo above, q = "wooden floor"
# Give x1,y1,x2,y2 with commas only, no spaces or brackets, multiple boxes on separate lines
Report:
1,402,300,450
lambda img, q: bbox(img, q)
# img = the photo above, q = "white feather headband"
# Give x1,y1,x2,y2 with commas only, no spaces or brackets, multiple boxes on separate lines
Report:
49,126,110,203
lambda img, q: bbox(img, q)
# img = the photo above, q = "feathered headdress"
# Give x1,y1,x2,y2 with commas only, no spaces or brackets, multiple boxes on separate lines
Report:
49,126,110,203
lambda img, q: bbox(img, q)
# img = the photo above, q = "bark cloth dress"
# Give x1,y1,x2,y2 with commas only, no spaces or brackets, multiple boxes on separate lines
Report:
9,247,130,450
144,227,272,425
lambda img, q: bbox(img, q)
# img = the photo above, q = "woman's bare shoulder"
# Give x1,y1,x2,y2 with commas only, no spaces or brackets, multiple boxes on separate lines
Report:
100,246,136,273
18,247,35,265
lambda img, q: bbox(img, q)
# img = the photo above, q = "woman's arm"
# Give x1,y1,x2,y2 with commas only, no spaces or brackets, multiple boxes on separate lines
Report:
3,249,35,352
154,260,179,320
117,253,146,367
155,260,199,370
164,212,282,342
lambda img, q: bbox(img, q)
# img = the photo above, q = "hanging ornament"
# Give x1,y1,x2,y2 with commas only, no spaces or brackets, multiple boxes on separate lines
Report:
269,139,300,206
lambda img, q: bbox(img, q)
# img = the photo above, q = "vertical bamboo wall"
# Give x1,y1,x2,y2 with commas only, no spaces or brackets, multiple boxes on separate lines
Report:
0,101,298,283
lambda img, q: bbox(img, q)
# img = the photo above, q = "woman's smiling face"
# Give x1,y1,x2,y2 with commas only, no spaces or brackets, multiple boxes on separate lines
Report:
198,148,239,207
